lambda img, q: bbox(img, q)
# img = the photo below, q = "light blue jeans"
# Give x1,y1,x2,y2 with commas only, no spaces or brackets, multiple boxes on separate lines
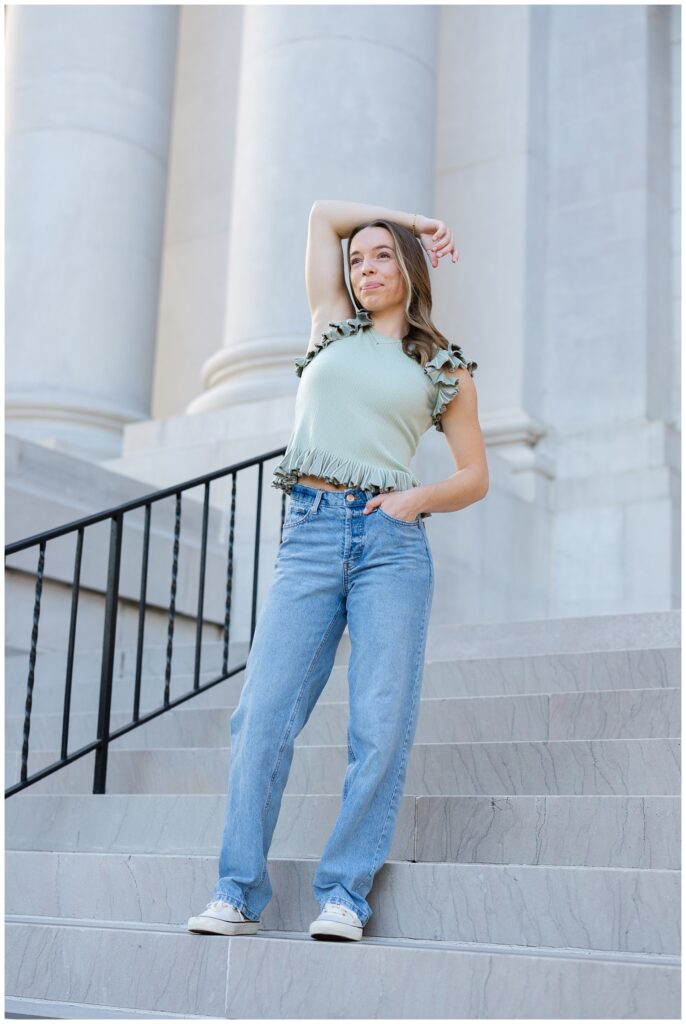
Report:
212,482,434,926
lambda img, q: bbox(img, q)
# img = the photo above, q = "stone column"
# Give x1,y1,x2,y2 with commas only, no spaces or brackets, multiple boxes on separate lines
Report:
5,4,179,458
188,4,439,413
434,4,552,501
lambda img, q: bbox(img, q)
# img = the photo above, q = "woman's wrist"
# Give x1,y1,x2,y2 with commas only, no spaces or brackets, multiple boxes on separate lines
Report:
413,213,438,237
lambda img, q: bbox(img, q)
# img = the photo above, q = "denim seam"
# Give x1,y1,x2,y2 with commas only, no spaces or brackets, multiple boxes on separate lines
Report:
362,572,432,891
252,594,346,898
418,518,434,574
322,897,362,919
283,503,315,530
213,892,259,921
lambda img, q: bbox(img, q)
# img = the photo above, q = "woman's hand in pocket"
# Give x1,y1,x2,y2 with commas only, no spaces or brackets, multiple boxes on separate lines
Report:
363,491,424,523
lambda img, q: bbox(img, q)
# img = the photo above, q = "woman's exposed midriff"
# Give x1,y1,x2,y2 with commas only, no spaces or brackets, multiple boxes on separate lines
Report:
296,474,350,492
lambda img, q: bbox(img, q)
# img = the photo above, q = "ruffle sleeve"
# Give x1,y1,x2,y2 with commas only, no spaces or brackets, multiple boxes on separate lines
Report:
294,308,373,377
423,341,478,432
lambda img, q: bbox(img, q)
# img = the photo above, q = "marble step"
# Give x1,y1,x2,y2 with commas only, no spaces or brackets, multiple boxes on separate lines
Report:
5,686,681,753
5,609,679,693
4,671,232,739
5,852,681,956
6,918,679,1019
6,643,680,716
5,995,205,1020
5,794,680,869
7,737,680,796
3,667,233,724
5,639,251,686
4,668,237,716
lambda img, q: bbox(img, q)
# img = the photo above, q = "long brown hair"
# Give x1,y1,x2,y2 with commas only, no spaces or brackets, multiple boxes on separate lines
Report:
346,219,452,367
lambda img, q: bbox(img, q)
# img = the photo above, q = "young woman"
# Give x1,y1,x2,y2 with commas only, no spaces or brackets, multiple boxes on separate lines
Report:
188,199,488,942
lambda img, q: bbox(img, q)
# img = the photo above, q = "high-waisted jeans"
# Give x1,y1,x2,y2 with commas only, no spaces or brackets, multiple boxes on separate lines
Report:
212,482,435,926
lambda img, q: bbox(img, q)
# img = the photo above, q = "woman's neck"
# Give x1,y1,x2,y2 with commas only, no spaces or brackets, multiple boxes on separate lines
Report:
371,313,409,340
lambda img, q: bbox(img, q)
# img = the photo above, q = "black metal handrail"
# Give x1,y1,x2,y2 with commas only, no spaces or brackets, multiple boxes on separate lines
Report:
5,446,287,798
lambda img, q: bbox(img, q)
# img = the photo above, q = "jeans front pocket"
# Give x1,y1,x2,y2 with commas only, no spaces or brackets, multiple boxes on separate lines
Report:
282,500,315,534
376,507,421,528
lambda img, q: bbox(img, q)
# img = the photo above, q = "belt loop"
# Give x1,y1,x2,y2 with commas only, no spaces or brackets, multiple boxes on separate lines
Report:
312,489,323,513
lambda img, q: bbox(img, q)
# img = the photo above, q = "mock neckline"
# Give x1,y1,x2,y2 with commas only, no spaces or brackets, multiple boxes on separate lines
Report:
368,327,404,344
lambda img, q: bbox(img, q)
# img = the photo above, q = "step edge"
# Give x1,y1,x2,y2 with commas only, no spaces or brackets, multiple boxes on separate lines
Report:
5,915,682,968
4,996,216,1020
4,855,682,876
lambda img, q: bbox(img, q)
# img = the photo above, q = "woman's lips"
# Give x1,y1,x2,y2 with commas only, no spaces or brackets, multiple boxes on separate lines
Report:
362,283,382,290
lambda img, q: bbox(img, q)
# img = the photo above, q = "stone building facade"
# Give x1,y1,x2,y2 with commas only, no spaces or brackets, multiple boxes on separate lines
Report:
5,4,681,622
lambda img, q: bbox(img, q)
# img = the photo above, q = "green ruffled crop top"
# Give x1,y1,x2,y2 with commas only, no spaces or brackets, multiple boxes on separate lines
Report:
271,308,477,516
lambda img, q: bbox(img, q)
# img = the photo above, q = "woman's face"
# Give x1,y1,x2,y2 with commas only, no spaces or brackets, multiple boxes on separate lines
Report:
349,226,406,311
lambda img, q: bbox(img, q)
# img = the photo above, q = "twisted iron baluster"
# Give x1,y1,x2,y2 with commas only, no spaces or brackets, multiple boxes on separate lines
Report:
222,473,237,676
194,481,210,691
133,502,151,722
163,492,182,708
21,540,46,783
61,527,84,760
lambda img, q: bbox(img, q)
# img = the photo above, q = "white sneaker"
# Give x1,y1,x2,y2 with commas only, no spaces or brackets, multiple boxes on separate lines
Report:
187,899,260,936
309,901,364,941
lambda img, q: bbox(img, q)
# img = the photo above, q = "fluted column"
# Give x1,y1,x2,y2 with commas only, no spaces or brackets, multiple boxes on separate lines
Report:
5,5,179,458
188,4,439,413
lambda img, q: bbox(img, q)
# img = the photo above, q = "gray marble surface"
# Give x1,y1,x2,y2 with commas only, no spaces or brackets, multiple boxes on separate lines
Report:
5,852,681,955
6,685,680,754
5,611,681,1018
6,792,680,869
7,736,680,797
5,921,680,1019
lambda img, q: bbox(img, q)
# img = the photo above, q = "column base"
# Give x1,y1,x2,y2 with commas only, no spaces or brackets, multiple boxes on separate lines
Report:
5,392,148,460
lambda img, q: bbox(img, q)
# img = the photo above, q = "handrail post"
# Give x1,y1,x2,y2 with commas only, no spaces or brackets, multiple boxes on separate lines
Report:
93,513,124,794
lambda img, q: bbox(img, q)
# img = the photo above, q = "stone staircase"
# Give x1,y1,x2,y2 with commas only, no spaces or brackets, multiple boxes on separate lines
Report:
5,611,681,1019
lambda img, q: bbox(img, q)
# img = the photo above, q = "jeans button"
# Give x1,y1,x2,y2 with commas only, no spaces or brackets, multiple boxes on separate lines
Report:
346,494,355,502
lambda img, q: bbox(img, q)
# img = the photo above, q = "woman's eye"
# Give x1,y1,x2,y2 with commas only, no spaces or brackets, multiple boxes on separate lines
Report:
352,253,391,265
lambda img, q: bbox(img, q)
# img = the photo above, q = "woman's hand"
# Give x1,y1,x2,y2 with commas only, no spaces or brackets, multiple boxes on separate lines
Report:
363,490,425,522
414,215,459,268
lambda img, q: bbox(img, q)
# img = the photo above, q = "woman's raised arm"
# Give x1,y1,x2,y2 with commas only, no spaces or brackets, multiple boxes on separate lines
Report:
312,199,417,240
311,199,458,269
305,204,355,327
